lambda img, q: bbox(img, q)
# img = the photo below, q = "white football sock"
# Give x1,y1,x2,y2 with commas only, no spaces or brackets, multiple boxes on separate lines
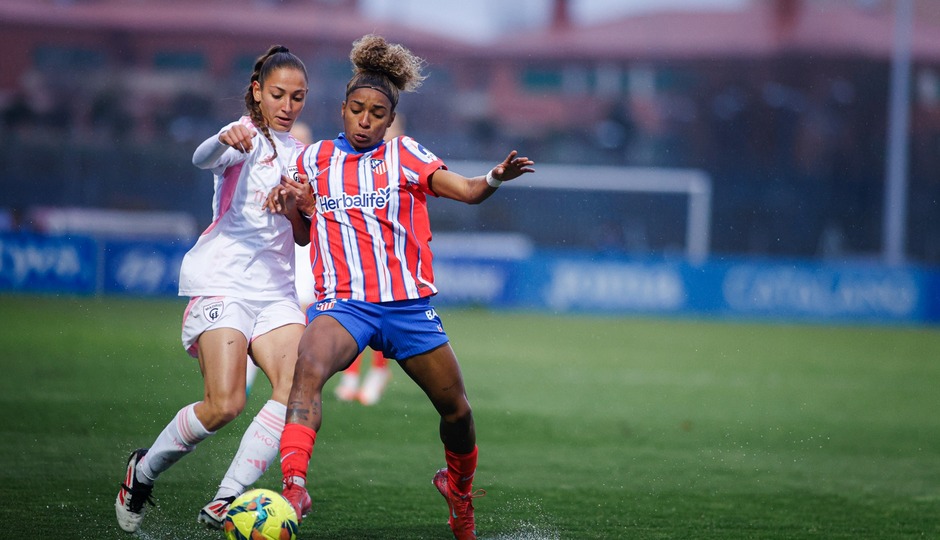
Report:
137,403,213,484
214,400,286,499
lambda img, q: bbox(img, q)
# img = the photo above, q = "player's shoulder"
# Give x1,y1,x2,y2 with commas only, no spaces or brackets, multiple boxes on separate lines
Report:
301,139,332,155
391,134,414,147
287,134,306,150
234,116,259,136
281,133,308,160
297,139,333,170
397,136,441,163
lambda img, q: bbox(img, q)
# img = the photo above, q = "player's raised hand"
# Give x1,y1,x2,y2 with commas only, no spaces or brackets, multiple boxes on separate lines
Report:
491,150,535,182
219,124,255,153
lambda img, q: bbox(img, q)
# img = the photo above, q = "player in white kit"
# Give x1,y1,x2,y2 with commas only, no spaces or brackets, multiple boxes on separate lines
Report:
115,45,310,533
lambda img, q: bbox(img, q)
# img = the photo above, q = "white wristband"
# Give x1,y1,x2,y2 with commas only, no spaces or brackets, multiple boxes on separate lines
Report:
485,170,502,188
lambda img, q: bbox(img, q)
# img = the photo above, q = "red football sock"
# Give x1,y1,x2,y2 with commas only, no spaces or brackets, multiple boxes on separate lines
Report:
280,423,317,487
445,445,478,495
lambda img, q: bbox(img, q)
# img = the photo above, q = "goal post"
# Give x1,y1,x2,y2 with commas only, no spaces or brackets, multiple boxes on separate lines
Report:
445,161,712,263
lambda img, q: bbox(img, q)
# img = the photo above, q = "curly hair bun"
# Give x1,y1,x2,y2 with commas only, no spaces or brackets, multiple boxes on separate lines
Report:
350,34,426,92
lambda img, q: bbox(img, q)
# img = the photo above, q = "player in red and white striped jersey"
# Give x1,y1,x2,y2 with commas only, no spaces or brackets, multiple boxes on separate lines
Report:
269,35,533,540
298,130,448,301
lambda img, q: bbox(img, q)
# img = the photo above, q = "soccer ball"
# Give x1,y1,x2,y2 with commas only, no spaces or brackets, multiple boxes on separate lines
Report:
223,488,299,540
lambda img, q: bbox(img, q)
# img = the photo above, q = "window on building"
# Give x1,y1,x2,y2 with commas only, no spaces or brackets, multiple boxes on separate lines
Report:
232,53,257,75
521,67,564,93
153,51,206,71
33,45,105,72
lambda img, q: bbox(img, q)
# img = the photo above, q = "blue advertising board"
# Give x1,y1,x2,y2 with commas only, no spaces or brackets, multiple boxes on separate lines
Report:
3,231,939,325
0,232,98,294
102,240,188,296
436,251,940,324
700,259,929,323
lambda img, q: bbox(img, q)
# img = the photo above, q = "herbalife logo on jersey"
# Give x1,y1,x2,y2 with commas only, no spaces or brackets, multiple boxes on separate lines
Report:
318,186,392,212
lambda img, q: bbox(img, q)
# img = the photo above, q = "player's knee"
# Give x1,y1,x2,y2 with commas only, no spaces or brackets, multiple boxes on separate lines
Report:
270,373,294,397
441,399,473,426
215,403,245,426
295,350,338,389
204,393,246,427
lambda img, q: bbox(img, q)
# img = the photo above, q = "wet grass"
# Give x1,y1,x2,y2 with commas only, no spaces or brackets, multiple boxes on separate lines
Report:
1,295,938,539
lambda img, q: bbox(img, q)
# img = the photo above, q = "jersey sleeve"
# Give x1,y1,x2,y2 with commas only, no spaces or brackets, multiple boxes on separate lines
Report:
398,136,446,196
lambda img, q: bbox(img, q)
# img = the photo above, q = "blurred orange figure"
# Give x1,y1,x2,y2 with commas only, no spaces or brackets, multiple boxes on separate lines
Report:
334,349,391,405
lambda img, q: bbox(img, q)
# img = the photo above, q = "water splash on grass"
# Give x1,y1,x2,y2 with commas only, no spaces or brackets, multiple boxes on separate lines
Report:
484,496,561,540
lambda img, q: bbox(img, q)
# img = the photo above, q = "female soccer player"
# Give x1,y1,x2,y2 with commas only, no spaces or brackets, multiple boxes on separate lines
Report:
270,34,534,540
115,45,310,533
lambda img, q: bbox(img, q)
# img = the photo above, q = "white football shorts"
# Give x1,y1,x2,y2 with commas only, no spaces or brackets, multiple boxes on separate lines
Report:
181,296,305,358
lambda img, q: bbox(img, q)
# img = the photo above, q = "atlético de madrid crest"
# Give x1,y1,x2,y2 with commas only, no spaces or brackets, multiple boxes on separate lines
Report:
370,159,387,175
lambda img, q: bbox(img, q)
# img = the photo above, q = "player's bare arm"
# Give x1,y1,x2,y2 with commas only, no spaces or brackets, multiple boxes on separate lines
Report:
430,150,535,204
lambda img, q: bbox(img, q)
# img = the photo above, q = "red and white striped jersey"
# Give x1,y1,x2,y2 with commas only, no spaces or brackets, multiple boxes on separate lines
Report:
297,134,446,302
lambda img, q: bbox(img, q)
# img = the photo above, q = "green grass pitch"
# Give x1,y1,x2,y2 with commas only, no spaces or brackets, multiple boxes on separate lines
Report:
1,294,938,539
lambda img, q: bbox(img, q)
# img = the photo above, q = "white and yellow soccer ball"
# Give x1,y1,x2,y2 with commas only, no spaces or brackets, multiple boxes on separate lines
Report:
223,488,299,540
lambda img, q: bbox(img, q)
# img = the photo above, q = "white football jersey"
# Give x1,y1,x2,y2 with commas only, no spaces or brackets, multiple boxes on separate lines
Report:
179,117,306,301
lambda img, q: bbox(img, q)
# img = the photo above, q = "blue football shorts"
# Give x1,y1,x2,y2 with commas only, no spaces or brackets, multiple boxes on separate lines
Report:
305,297,450,361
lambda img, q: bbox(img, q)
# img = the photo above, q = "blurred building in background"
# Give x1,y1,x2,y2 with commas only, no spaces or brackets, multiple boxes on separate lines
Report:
2,0,939,265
